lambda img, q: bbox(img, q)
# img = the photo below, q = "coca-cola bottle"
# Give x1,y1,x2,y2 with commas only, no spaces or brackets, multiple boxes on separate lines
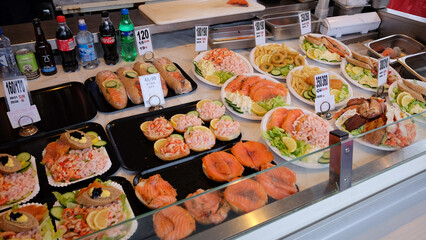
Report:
56,15,78,72
33,18,57,76
99,11,119,65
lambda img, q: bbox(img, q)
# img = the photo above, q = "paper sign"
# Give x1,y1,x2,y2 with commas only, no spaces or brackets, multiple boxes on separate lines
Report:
7,105,41,129
314,72,335,112
136,28,153,56
139,73,165,107
195,26,209,52
3,77,32,111
298,11,311,35
253,20,266,45
377,56,390,87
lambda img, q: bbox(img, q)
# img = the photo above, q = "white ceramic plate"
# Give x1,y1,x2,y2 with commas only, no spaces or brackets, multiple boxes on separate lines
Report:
192,50,253,88
388,79,426,124
249,43,304,80
299,33,351,66
340,58,402,93
221,73,291,121
286,65,353,109
260,106,332,169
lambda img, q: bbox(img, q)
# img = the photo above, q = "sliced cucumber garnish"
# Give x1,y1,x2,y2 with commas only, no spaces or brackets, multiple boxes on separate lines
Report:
187,111,200,117
93,140,107,147
18,161,31,173
213,100,223,107
270,69,281,76
322,151,330,159
147,66,158,74
50,206,64,220
170,134,184,140
125,71,138,79
303,90,312,100
318,157,330,164
16,152,31,162
166,64,177,72
104,80,117,88
220,115,233,121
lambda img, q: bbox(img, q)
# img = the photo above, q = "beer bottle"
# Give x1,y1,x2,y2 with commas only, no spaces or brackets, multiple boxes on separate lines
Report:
33,18,57,76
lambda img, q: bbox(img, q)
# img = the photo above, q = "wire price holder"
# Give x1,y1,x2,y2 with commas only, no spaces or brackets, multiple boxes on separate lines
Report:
317,101,332,120
142,51,165,112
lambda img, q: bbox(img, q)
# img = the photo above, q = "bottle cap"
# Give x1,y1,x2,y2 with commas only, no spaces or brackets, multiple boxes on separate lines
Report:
57,16,66,23
78,19,87,30
121,8,129,15
101,11,109,18
33,18,40,24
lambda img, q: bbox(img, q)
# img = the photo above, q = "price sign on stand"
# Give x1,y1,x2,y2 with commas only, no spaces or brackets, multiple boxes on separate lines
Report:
377,56,390,87
253,20,266,45
195,26,209,52
298,11,311,35
314,72,335,113
2,76,41,129
136,28,153,56
139,73,165,108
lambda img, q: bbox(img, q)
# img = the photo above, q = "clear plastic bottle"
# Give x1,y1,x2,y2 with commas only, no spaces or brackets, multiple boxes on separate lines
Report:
0,27,20,78
76,19,99,69
119,9,137,62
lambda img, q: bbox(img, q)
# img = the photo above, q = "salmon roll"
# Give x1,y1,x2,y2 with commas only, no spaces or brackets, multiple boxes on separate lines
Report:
256,163,298,200
202,151,244,182
184,189,230,225
224,178,268,214
153,205,196,240
135,174,177,209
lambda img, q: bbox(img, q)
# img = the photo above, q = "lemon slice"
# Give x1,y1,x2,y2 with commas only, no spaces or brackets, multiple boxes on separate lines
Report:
282,137,297,153
401,95,415,107
86,210,99,230
192,126,210,132
396,92,410,105
306,48,316,59
314,49,322,59
196,99,212,110
261,54,270,64
154,138,167,153
352,67,363,75
210,118,220,130
140,121,151,132
170,114,185,128
345,64,353,72
330,89,340,97
205,75,221,85
255,56,262,66
86,132,99,144
94,208,110,230
251,103,267,116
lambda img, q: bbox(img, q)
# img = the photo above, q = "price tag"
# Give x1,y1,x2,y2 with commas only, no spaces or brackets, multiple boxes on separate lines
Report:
135,28,153,56
195,26,209,52
2,76,41,128
253,20,266,45
298,11,311,35
139,73,165,107
314,72,335,113
377,56,390,87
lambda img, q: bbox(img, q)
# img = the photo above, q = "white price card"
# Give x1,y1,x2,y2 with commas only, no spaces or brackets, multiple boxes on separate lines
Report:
314,72,335,113
377,56,390,87
7,105,41,129
136,28,153,56
139,73,166,108
253,20,266,45
298,11,311,35
195,26,209,52
3,76,32,111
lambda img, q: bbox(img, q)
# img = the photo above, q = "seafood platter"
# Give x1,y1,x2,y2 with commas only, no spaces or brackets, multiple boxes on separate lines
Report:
86,58,197,113
106,99,242,172
221,73,292,120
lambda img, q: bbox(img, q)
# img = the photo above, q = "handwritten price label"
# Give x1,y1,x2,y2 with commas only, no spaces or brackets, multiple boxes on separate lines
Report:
314,72,335,113
139,73,165,107
298,11,311,35
377,56,390,87
195,26,208,52
253,20,266,45
136,28,153,56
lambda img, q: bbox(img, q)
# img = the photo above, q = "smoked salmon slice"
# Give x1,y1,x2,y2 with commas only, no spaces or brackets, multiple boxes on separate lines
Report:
267,108,288,130
184,189,230,225
256,163,297,200
225,75,246,93
135,174,177,209
18,205,48,222
224,178,268,213
249,81,288,99
227,0,249,6
153,205,196,240
231,141,274,170
281,109,303,136
202,151,244,182
250,86,287,102
239,76,262,95
42,141,70,165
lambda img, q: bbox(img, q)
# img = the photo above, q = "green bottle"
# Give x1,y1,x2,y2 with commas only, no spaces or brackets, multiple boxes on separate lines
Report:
119,8,137,62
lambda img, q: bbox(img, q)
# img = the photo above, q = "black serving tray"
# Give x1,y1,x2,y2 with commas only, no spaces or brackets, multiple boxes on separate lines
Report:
0,122,120,195
85,63,198,113
0,82,97,145
106,100,242,172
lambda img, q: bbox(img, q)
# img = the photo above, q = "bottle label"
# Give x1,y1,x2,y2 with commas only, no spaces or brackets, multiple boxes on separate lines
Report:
121,30,134,37
0,55,8,67
78,43,96,62
57,38,75,51
42,65,57,73
101,36,115,45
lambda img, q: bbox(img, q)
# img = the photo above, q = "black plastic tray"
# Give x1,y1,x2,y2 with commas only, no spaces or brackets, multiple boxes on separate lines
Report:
85,63,198,113
0,82,97,145
0,122,120,195
106,100,242,172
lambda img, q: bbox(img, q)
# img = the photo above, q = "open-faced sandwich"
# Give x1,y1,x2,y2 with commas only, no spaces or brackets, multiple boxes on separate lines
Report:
209,115,241,141
52,179,135,239
140,117,174,141
301,34,349,63
390,79,426,118
184,126,216,152
153,134,190,161
134,174,177,209
196,99,226,122
170,111,203,133
42,130,111,186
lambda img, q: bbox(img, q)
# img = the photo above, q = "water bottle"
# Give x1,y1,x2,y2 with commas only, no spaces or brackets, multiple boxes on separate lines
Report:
119,9,137,62
0,27,20,78
76,19,99,69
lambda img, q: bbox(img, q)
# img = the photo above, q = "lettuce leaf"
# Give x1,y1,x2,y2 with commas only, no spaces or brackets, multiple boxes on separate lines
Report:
335,84,349,103
214,71,234,84
262,127,308,157
257,95,288,111
350,125,365,136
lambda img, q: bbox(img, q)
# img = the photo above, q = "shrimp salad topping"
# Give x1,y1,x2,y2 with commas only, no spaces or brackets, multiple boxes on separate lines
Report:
215,119,240,137
160,137,190,156
185,129,215,149
146,117,173,136
176,115,203,132
198,102,225,120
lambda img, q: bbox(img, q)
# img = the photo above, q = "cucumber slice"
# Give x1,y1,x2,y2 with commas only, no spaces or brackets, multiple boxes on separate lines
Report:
170,134,184,140
186,111,200,117
303,91,312,99
307,91,315,98
322,151,330,159
213,100,223,107
225,98,233,104
93,140,107,147
220,115,234,121
125,72,138,79
86,131,99,138
147,66,158,74
234,108,244,114
16,152,31,162
56,192,75,207
166,65,177,72
105,80,117,88
318,157,330,164
50,206,64,220
311,88,316,96
270,69,281,76
18,161,31,173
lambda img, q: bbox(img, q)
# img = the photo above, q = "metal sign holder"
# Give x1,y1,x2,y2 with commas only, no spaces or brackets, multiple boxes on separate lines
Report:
18,115,38,137
317,101,332,120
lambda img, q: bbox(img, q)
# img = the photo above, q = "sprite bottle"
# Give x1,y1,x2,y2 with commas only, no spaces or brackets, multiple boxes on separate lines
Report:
119,9,137,62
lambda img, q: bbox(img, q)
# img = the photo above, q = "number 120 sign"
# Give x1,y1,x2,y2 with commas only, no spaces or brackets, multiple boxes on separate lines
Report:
136,28,153,56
